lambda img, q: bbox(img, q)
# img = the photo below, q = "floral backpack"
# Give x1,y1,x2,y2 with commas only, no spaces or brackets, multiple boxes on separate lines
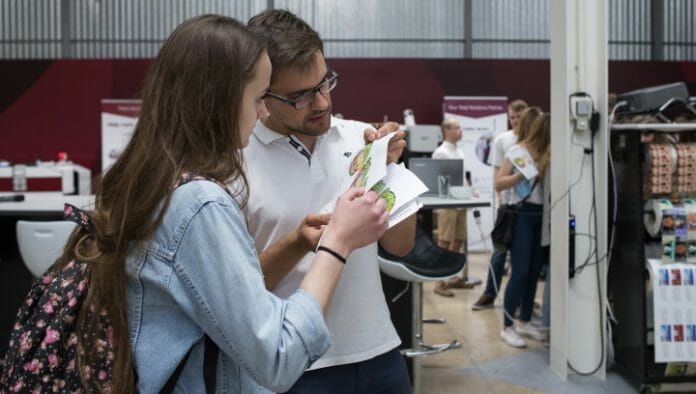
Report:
0,174,220,393
0,204,113,393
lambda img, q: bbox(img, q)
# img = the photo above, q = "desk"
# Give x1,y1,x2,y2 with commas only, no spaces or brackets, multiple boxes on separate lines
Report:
0,192,95,217
416,195,491,252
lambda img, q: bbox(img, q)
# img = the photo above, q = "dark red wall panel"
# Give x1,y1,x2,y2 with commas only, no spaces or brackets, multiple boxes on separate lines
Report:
1,58,695,176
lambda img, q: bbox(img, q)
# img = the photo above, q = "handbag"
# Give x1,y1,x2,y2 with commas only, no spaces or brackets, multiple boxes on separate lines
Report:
490,179,538,247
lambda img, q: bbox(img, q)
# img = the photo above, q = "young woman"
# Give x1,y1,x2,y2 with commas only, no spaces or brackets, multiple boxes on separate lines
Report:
495,112,550,348
57,15,389,392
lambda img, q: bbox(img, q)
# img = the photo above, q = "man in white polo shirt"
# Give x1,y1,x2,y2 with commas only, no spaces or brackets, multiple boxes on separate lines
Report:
242,9,416,393
431,118,477,297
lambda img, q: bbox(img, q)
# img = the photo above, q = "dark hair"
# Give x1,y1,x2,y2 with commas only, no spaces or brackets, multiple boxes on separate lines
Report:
248,9,323,80
59,15,264,392
508,99,528,112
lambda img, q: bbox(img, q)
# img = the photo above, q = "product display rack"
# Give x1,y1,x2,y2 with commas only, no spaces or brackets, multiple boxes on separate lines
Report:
609,122,696,393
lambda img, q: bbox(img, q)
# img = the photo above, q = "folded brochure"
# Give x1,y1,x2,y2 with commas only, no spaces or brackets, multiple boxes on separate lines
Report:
324,131,428,228
506,144,538,180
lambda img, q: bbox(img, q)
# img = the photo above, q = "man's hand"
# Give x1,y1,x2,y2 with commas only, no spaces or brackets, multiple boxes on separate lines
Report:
363,121,407,164
296,213,330,251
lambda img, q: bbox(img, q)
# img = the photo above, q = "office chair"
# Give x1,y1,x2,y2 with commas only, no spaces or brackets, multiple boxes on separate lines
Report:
378,226,465,394
16,220,76,278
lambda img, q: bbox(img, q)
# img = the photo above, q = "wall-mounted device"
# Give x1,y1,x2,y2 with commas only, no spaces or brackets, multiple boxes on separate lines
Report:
570,94,594,132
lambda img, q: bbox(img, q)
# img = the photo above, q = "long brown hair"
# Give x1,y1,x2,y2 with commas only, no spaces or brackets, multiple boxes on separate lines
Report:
516,106,543,144
523,113,551,177
57,15,264,392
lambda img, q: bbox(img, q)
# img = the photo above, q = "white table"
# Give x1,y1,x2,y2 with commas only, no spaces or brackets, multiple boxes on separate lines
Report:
0,192,95,217
417,195,490,210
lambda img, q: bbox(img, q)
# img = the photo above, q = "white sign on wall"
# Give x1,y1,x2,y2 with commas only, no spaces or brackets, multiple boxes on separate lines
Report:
101,99,141,172
443,96,508,251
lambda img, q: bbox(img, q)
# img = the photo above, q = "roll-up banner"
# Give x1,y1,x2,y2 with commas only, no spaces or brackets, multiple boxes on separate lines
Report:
443,96,508,251
101,99,141,172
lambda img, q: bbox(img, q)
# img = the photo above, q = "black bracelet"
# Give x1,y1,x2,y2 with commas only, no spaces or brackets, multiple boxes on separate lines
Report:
316,245,347,264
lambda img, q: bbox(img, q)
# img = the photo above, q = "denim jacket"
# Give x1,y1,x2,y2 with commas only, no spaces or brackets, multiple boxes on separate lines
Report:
126,180,330,393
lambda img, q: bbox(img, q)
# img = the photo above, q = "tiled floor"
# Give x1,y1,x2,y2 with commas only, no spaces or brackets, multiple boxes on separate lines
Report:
417,251,546,393
416,252,637,394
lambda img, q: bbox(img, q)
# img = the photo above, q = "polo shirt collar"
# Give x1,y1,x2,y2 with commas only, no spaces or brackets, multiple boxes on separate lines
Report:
253,119,287,145
252,118,338,146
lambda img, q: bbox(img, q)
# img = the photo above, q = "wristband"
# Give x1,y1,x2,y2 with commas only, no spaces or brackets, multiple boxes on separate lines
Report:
316,245,347,264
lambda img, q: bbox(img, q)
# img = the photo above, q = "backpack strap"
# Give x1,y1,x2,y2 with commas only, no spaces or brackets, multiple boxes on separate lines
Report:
64,203,95,234
159,336,218,393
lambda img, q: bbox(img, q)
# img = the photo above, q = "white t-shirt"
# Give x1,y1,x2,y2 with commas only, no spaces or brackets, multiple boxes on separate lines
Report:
506,144,543,205
241,117,400,370
490,130,517,204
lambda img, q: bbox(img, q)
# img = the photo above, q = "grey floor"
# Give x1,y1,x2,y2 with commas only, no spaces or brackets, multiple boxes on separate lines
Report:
417,252,641,394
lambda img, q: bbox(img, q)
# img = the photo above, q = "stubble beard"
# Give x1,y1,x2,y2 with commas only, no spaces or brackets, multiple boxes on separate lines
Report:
287,107,332,137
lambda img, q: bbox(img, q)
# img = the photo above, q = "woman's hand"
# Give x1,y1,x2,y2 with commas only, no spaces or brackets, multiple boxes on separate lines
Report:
494,158,524,192
320,188,389,257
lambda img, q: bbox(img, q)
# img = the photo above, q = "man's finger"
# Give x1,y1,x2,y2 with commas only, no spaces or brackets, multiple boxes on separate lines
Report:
375,122,399,138
305,213,330,226
363,128,378,142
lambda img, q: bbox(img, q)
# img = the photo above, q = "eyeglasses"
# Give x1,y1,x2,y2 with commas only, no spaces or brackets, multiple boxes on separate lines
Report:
264,71,339,110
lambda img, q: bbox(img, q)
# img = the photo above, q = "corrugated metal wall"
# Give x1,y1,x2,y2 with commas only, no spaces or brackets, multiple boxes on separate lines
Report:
664,0,696,61
0,0,694,61
297,0,466,58
471,0,549,59
609,0,651,60
0,0,62,59
70,0,265,58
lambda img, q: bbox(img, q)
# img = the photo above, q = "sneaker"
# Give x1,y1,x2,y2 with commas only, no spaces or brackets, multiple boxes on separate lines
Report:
500,327,526,348
516,322,546,341
434,281,454,297
446,276,476,289
472,294,495,311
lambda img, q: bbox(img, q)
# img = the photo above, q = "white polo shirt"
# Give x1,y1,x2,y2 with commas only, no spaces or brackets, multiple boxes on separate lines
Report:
432,141,466,186
242,116,401,370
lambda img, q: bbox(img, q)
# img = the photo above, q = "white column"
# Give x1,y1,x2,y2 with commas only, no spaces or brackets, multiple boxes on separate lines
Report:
549,0,608,379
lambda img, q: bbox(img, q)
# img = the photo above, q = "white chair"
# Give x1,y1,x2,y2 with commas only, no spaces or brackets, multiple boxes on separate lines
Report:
378,227,466,394
16,220,76,277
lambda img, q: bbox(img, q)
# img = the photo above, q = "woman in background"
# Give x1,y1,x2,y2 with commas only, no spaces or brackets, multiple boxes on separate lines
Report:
496,113,550,348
